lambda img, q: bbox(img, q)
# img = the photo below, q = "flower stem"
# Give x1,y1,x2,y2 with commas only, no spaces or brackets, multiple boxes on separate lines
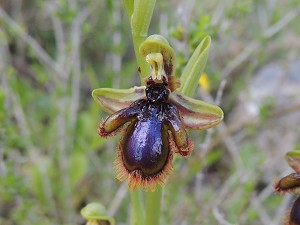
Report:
131,190,145,225
145,186,163,225
130,0,156,82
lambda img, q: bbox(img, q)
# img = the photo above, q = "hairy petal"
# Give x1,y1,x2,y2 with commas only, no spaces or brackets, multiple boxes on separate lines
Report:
168,91,223,130
92,86,145,113
274,173,300,195
165,104,193,157
98,101,142,137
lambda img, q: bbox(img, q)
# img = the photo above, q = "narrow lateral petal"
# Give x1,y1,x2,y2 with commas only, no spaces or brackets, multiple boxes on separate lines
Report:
168,91,223,130
92,86,145,113
98,100,143,137
274,173,300,195
164,104,193,157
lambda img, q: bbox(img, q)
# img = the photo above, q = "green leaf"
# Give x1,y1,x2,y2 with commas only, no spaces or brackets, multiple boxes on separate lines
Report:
178,36,211,97
123,0,134,19
69,152,87,187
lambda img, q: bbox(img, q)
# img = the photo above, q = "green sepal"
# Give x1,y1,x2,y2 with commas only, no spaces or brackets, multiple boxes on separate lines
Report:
178,36,211,97
92,86,145,113
139,34,176,77
123,0,134,19
286,150,300,173
168,91,223,130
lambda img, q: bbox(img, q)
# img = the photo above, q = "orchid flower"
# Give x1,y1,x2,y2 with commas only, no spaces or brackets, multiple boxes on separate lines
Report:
92,35,223,191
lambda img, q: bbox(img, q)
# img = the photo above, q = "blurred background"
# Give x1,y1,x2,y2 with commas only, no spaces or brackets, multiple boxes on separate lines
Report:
1,0,300,224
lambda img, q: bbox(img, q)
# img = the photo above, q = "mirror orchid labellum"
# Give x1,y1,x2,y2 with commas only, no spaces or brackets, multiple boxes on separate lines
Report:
92,35,223,191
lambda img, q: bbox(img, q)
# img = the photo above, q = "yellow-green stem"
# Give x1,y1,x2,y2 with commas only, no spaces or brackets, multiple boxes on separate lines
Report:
130,0,156,82
145,187,162,225
131,190,145,225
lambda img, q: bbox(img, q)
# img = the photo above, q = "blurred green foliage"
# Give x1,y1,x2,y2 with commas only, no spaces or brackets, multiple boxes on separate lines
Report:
1,0,300,224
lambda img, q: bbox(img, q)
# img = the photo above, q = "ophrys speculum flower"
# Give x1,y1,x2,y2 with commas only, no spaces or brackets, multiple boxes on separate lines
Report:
93,35,223,191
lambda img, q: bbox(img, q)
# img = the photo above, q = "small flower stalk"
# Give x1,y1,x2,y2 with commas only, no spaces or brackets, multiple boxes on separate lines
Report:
93,35,223,191
274,150,300,225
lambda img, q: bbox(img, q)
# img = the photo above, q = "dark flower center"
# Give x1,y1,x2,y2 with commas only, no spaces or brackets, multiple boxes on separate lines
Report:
146,82,170,104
